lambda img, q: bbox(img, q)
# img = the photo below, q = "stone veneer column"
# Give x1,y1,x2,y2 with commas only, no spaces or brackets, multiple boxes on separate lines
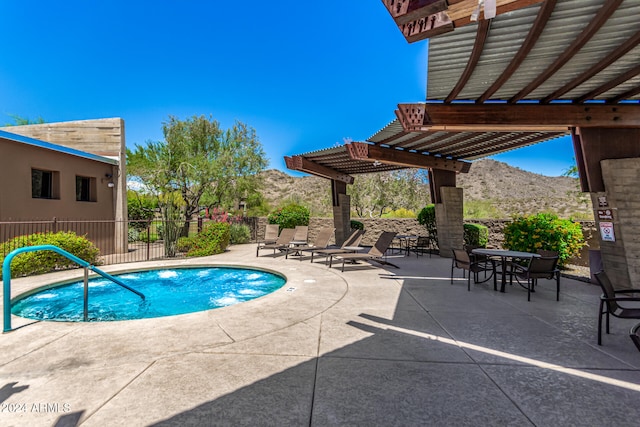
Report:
332,193,351,246
435,187,464,258
597,158,640,289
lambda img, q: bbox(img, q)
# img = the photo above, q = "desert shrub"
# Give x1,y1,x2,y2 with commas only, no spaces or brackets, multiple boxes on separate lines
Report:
350,220,364,230
464,223,488,248
267,204,310,229
185,222,231,257
464,200,502,219
0,231,100,278
176,236,194,253
128,227,139,243
503,213,585,266
382,208,416,218
417,204,437,244
230,223,251,244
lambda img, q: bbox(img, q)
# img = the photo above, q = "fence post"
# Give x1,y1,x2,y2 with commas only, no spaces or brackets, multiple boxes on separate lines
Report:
146,222,151,261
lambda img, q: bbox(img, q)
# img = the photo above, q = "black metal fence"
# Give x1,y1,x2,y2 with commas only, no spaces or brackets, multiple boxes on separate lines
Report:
0,217,259,267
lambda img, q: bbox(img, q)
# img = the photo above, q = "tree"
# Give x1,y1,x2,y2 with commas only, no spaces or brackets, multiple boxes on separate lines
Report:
348,169,431,217
127,115,268,232
3,115,46,126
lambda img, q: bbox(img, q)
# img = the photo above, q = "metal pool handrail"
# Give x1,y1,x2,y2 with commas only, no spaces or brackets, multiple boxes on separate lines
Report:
3,244,145,332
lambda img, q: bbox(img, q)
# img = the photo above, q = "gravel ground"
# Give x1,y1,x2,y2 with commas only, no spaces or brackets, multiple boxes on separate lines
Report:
562,264,592,283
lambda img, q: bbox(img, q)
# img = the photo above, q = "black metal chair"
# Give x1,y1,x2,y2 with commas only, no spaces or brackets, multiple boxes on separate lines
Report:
631,322,640,352
594,271,640,346
409,236,434,258
451,249,496,292
512,255,560,301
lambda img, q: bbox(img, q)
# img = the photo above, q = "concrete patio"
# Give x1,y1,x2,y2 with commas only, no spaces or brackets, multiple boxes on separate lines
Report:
1,243,639,426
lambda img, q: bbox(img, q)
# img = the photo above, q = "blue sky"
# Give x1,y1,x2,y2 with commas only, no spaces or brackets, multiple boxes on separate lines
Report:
1,1,575,177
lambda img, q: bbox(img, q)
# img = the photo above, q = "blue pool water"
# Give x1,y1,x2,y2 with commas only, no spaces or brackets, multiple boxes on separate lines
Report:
11,267,286,322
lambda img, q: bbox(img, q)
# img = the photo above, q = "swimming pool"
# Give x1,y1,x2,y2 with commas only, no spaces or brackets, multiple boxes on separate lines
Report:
11,267,286,322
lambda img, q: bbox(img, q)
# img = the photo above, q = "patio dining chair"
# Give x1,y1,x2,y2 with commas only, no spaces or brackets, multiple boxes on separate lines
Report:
511,255,560,301
451,249,496,291
331,231,398,272
409,236,434,258
594,270,640,346
631,322,640,352
256,228,295,257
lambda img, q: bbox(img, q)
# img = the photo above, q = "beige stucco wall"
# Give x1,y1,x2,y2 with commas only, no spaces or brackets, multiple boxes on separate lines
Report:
0,138,117,221
0,118,128,253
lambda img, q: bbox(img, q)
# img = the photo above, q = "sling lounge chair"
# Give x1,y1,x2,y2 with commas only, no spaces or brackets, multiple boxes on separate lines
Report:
310,229,365,264
256,228,295,257
259,224,280,245
331,231,398,272
286,227,334,260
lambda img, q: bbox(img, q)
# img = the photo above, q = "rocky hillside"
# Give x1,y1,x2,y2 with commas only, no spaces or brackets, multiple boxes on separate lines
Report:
457,159,592,219
258,159,593,219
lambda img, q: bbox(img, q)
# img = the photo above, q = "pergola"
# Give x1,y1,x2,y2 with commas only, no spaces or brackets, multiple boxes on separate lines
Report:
286,0,640,287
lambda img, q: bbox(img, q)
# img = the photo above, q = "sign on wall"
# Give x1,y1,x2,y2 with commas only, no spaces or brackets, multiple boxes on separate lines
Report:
599,221,615,242
597,209,614,221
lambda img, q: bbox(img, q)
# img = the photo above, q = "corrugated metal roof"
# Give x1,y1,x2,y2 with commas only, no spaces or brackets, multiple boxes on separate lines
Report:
287,0,639,178
0,129,119,165
427,0,640,102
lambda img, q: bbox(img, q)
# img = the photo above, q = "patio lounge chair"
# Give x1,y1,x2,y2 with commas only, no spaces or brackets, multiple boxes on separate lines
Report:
292,225,308,243
259,224,280,245
256,228,295,257
310,229,365,264
594,270,640,345
285,227,334,260
451,249,496,291
331,231,398,272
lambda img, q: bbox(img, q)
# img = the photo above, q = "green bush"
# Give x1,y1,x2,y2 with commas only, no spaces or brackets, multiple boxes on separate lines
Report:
417,204,437,244
229,223,251,244
464,223,488,247
127,191,156,231
267,204,310,229
503,213,585,266
0,231,101,278
176,236,194,253
128,227,140,243
185,222,231,257
350,220,364,230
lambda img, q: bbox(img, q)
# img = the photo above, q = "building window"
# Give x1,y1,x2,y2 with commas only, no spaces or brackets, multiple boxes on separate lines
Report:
32,169,59,199
76,176,97,202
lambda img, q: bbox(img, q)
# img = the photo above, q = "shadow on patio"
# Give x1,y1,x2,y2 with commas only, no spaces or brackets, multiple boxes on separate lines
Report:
115,253,640,426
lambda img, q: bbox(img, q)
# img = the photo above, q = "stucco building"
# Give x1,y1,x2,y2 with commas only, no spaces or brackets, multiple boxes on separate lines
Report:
0,118,128,253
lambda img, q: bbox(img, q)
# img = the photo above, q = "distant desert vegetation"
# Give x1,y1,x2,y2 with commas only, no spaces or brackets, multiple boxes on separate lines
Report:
259,159,593,220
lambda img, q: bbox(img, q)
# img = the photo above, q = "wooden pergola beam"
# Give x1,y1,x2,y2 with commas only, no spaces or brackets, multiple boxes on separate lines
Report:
382,0,449,26
389,0,544,43
397,103,640,130
284,156,354,184
346,142,471,173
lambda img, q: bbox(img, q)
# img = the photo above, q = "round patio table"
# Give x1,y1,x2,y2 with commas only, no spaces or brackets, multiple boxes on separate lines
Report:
471,249,540,293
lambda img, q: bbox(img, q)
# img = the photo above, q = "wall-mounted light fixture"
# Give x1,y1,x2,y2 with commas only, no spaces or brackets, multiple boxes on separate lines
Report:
103,173,114,187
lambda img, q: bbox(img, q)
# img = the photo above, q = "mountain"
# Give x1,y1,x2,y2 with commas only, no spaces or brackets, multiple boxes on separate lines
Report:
258,159,593,219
